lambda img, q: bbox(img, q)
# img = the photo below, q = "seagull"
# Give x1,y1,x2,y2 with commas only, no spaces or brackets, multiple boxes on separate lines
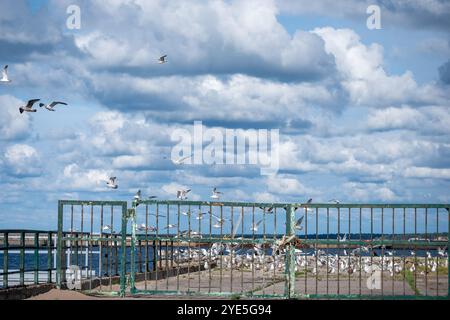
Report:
211,187,223,200
305,198,313,205
260,207,274,214
250,220,263,232
177,189,191,200
39,101,68,112
137,224,157,232
148,196,157,200
294,216,304,231
19,99,40,114
212,214,229,225
164,224,177,230
102,225,112,232
0,65,11,83
158,55,168,64
134,190,141,201
329,199,340,204
149,213,166,218
173,154,192,165
106,177,118,189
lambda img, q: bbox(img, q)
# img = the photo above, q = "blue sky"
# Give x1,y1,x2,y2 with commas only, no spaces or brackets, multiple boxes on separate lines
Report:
0,0,449,231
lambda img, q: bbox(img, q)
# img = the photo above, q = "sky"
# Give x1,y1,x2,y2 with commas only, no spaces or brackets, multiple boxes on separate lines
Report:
0,0,449,230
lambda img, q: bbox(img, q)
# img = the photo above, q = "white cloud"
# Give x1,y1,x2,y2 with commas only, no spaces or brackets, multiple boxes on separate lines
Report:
0,95,33,140
3,144,41,177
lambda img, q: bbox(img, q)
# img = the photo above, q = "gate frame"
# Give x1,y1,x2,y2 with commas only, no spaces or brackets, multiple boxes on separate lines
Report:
56,200,128,297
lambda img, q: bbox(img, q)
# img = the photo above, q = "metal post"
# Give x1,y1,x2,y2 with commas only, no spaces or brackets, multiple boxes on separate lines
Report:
285,205,296,298
129,205,137,294
47,232,52,283
20,232,25,286
120,203,128,297
56,201,63,289
3,232,8,289
34,232,39,285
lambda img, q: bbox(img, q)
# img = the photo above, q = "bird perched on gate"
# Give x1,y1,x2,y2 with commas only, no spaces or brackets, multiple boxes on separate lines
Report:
39,101,68,112
211,187,223,200
19,99,40,114
1,65,11,83
106,177,118,189
134,190,141,201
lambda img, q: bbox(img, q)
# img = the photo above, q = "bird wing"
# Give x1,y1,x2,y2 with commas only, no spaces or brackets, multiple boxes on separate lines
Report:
296,216,304,226
26,99,40,108
2,65,7,78
185,189,191,194
49,101,68,108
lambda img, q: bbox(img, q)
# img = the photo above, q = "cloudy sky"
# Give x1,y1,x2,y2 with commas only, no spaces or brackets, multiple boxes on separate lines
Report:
0,0,449,230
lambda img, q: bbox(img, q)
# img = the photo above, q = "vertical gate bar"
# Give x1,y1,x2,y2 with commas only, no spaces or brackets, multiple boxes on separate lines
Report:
219,205,223,293
348,208,350,295
70,205,74,267
381,207,384,297
316,207,318,295
392,208,395,295
20,232,25,286
47,232,52,283
230,206,234,294
56,202,63,289
74,206,79,268
337,207,340,296
327,208,329,295
138,240,142,274
370,207,373,297
208,204,212,294
252,206,255,293
241,206,245,295
34,232,39,285
262,207,266,296
425,208,428,296
198,204,201,293
120,203,128,297
3,233,8,289
99,205,103,292
304,206,308,294
109,206,114,291
130,203,137,294
156,203,159,291
284,205,295,298
436,208,438,297
177,204,180,293
403,208,406,296
89,205,93,291
81,205,84,278
359,208,362,297
114,236,119,277
447,205,449,299
167,204,170,291
145,204,149,291
273,207,277,296
414,208,417,296
187,204,191,293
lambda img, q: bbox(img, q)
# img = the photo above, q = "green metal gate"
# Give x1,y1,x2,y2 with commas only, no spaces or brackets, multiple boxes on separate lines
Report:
55,199,449,299
56,200,128,297
126,200,449,300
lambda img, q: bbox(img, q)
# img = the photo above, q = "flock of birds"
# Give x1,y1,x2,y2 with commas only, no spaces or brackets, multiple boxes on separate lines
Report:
161,241,449,278
2,55,168,113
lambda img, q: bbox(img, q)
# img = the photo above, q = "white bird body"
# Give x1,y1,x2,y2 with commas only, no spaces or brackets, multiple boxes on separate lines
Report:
19,99,40,114
40,101,68,112
211,187,223,200
1,65,11,83
106,177,118,189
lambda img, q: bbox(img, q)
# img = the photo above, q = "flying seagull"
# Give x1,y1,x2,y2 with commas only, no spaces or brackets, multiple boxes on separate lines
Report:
211,187,222,200
177,189,191,200
305,198,313,205
0,65,11,83
173,154,192,165
294,216,304,231
329,199,340,204
39,101,68,112
106,177,118,189
19,99,40,114
251,220,263,232
158,55,168,64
